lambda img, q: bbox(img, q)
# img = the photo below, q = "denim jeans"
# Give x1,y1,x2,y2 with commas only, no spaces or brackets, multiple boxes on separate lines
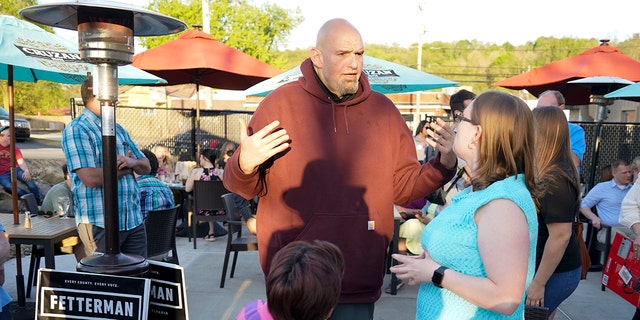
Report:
544,266,581,313
0,169,41,200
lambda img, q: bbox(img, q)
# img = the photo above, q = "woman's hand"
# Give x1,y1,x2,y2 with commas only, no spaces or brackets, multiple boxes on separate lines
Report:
525,281,545,308
390,251,439,286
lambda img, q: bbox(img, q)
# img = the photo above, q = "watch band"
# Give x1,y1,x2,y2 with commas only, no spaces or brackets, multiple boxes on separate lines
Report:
432,266,448,288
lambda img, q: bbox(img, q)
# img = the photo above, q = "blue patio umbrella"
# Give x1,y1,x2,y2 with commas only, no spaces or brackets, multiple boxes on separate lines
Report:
244,55,458,96
0,15,166,225
605,82,640,99
0,14,166,85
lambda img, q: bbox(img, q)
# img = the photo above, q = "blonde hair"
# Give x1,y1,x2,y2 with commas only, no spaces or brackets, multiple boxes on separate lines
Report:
469,90,535,193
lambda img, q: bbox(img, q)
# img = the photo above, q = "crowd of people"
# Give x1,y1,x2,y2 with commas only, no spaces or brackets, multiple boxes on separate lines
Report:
1,16,639,320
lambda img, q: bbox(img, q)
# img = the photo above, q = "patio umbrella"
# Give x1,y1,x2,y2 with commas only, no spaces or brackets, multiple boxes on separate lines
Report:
605,81,640,99
244,55,460,96
0,15,166,85
492,41,640,105
131,28,282,159
0,14,167,219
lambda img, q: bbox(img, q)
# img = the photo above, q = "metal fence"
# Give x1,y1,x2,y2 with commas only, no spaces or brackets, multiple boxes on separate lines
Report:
111,106,253,161
579,121,640,189
91,105,640,190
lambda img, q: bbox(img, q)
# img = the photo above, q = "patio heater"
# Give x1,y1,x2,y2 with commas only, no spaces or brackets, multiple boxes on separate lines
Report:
587,94,613,191
20,1,186,275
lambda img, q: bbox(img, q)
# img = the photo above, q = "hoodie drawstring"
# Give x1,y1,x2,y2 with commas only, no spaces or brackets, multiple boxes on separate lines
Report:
331,100,337,133
330,99,350,134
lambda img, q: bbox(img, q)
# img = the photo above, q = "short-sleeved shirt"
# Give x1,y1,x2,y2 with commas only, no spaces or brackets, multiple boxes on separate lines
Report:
41,181,74,214
62,109,145,230
137,174,175,218
235,300,274,320
0,143,23,176
569,123,585,162
536,177,581,272
581,179,631,226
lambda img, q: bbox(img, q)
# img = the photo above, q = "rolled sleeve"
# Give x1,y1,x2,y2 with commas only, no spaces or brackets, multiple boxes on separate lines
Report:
620,181,640,229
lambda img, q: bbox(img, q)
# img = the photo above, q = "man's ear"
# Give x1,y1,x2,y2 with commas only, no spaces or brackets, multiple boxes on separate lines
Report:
310,48,322,68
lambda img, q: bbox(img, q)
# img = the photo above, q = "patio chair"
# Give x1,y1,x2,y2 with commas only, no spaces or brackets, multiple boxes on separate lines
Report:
220,192,258,288
190,180,229,249
145,205,181,264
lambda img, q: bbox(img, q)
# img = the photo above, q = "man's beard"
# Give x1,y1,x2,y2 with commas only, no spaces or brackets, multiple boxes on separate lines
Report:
337,79,359,97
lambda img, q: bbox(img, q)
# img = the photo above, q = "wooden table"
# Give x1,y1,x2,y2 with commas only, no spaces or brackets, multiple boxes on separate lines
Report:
0,213,77,306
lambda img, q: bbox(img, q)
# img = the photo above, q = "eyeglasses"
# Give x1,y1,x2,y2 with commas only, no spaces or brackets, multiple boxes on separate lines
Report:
454,114,477,126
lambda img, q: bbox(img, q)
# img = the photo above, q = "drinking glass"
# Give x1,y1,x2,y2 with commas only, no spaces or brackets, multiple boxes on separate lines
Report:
56,196,70,219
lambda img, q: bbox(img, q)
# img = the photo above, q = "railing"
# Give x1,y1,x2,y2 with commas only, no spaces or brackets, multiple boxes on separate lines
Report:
79,105,640,192
101,106,253,161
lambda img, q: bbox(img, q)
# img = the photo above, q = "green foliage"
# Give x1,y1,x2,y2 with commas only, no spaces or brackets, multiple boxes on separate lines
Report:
0,81,74,115
140,0,301,69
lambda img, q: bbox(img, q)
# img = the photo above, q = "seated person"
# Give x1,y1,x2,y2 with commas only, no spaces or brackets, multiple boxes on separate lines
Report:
580,160,634,247
0,126,42,203
136,150,175,218
236,240,344,320
41,163,74,215
152,144,174,181
0,223,12,319
40,162,84,261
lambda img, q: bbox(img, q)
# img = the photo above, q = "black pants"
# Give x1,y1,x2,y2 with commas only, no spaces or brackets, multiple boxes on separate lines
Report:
328,303,374,320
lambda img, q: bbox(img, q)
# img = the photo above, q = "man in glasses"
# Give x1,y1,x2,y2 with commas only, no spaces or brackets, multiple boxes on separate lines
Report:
449,89,476,119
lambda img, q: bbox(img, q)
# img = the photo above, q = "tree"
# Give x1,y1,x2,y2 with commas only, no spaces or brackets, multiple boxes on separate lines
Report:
0,0,74,114
141,0,302,69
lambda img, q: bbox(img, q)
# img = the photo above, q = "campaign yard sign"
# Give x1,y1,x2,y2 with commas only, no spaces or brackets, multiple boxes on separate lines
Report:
147,260,189,320
36,269,150,320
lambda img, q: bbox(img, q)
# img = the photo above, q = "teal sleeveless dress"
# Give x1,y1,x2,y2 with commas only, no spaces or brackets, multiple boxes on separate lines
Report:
418,174,537,319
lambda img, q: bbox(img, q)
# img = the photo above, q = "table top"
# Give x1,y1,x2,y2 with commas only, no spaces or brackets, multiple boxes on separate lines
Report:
0,214,76,240
165,182,186,191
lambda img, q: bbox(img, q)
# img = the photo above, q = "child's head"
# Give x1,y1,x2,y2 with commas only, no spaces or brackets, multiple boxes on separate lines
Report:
267,240,344,320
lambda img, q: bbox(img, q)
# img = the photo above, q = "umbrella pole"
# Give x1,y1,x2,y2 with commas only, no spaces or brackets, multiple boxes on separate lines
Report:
196,82,201,161
8,65,25,307
587,104,608,191
7,65,18,225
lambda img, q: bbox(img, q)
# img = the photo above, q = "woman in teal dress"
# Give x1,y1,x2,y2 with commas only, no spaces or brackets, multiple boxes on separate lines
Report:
391,90,538,319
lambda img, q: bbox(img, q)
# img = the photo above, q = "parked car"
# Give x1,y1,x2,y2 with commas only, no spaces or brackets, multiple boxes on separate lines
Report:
0,107,31,142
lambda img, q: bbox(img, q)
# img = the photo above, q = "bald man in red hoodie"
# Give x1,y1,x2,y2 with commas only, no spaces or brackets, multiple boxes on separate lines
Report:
224,18,456,320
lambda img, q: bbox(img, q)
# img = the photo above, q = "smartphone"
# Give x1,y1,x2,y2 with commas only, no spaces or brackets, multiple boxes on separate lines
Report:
618,238,632,259
400,212,418,220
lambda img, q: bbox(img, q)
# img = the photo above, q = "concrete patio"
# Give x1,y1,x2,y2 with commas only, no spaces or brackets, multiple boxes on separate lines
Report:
0,229,635,319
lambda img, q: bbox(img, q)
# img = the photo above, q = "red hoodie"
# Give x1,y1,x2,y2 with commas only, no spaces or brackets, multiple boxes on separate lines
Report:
224,58,455,303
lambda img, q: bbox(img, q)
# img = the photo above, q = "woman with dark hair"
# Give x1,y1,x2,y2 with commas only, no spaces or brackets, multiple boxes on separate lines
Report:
414,120,429,163
526,106,581,319
236,240,344,320
392,91,538,319
185,148,222,241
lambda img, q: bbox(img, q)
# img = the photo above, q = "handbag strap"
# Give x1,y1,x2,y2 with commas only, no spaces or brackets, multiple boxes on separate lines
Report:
445,167,468,193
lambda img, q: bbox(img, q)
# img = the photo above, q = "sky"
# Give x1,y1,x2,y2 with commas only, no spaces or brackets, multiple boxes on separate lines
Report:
40,0,640,50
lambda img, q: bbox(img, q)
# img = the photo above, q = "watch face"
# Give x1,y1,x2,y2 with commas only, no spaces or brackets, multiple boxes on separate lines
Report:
432,266,447,288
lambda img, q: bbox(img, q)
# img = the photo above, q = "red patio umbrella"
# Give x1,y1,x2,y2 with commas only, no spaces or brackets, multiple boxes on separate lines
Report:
132,28,281,158
493,41,640,105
